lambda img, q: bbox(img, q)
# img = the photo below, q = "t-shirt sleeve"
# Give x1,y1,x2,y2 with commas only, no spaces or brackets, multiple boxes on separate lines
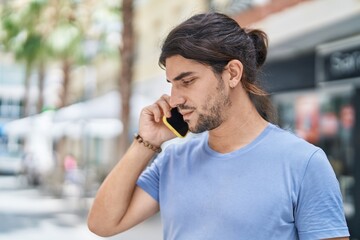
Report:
136,155,163,202
295,148,350,240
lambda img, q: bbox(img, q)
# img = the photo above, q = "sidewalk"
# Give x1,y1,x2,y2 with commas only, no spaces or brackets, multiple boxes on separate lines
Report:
0,175,163,240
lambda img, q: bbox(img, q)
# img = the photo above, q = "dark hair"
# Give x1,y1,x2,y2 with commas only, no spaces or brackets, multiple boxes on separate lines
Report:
159,12,277,123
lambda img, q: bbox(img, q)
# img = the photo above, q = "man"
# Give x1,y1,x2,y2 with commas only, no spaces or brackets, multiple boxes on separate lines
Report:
88,12,349,239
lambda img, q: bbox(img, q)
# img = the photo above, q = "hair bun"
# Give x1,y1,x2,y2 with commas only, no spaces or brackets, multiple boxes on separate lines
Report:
247,29,268,68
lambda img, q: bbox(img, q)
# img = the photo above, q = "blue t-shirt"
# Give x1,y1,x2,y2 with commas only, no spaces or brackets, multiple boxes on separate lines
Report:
137,123,349,240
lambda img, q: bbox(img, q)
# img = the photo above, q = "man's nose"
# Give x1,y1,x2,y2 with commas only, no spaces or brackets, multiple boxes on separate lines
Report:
169,87,185,108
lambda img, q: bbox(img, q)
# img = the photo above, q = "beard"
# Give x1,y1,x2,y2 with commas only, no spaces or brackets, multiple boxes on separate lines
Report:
189,78,232,133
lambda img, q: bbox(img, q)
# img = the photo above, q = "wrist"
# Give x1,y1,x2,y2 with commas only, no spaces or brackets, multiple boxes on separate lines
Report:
134,133,162,153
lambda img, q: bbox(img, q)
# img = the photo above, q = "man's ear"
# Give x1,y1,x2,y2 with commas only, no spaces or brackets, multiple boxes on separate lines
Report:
224,59,243,89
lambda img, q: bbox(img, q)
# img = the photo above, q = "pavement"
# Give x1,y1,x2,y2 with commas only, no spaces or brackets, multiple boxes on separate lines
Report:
0,175,163,240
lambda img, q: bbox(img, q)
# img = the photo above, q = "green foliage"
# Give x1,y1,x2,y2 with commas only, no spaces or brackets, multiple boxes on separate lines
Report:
47,22,82,60
0,0,123,114
0,0,47,67
1,0,121,67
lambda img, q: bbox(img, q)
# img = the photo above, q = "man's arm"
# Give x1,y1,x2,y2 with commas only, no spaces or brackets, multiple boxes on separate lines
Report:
88,95,175,237
87,141,159,237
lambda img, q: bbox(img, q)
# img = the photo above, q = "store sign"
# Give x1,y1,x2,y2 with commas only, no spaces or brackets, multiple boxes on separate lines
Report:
323,46,360,82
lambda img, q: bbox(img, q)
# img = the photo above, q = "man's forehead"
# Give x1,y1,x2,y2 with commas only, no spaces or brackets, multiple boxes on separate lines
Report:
165,56,203,80
165,55,194,67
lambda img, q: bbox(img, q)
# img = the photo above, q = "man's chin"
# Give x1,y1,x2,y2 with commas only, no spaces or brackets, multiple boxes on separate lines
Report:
188,125,206,134
187,125,196,134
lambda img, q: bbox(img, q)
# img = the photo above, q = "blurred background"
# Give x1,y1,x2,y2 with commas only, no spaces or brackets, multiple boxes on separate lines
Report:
0,0,359,239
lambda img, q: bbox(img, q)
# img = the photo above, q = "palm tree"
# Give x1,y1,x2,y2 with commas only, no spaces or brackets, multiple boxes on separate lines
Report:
43,0,84,108
1,1,48,116
45,0,112,108
47,21,82,107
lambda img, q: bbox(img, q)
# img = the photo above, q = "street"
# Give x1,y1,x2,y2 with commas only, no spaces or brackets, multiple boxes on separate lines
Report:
0,175,162,240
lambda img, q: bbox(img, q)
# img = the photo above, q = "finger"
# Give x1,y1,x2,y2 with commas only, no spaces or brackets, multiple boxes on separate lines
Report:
145,103,162,123
157,95,172,118
160,94,171,104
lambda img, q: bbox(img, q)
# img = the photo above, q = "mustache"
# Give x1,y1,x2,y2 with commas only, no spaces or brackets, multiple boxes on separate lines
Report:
177,104,195,111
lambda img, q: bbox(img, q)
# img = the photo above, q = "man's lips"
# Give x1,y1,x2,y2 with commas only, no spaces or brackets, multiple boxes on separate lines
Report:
179,110,193,120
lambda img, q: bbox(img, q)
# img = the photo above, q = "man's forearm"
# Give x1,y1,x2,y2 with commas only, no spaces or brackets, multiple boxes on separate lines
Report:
87,140,156,236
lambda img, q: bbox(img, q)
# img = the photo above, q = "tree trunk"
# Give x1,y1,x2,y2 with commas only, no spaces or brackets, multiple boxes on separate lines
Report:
60,59,71,108
118,0,134,162
22,63,32,117
37,61,45,113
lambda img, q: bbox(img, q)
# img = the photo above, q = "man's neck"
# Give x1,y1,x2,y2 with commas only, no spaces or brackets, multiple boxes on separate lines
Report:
207,103,268,154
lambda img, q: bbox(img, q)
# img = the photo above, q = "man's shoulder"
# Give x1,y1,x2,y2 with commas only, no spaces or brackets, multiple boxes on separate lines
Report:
263,124,328,180
269,124,318,150
265,124,321,163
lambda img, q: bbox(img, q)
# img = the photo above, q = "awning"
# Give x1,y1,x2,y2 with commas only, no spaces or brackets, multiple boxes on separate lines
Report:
52,90,154,139
3,111,54,138
53,90,153,122
54,90,120,122
3,116,35,137
52,119,123,139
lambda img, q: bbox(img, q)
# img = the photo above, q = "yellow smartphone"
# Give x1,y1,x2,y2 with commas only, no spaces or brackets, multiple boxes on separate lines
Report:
162,108,189,138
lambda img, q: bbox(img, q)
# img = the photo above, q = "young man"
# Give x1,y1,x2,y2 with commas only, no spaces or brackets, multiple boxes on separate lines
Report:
88,12,349,239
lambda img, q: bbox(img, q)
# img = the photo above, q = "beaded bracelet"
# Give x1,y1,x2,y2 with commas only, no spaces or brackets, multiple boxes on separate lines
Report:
134,133,162,153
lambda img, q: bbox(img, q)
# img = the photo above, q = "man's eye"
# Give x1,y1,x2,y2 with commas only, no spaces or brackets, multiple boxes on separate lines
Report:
182,79,194,85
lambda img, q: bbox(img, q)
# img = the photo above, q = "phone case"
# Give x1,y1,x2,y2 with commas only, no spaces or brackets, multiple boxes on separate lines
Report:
162,108,189,138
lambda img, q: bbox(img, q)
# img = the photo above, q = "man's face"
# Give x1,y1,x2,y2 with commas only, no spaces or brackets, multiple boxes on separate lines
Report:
165,55,232,133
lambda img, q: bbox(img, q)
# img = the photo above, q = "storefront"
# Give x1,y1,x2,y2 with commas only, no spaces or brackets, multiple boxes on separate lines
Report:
316,35,360,235
265,33,360,236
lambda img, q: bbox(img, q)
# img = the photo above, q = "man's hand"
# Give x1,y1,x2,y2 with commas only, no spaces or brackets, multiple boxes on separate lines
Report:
138,94,177,146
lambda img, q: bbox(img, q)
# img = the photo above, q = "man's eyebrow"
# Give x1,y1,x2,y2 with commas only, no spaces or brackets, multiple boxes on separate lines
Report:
167,71,195,82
